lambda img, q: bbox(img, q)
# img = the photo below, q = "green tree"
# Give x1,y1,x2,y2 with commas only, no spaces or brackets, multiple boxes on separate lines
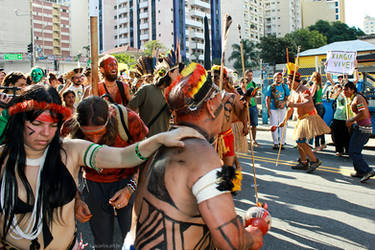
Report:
113,53,137,68
228,39,259,73
309,20,365,44
284,28,327,52
258,35,297,66
143,40,167,56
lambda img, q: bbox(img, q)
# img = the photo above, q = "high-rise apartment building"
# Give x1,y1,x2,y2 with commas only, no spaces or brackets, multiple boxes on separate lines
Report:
263,0,301,37
301,0,345,28
364,16,375,35
111,0,220,63
32,0,71,57
221,0,264,66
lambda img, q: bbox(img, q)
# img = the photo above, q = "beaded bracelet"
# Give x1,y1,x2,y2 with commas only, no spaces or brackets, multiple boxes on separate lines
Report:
127,181,136,192
135,142,148,161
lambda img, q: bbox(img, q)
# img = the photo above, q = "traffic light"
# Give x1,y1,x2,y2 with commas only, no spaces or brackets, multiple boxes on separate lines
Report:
27,43,33,53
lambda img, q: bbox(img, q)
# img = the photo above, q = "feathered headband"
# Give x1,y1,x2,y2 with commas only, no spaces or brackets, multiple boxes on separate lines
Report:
165,63,220,111
154,49,180,84
9,100,72,120
135,56,154,78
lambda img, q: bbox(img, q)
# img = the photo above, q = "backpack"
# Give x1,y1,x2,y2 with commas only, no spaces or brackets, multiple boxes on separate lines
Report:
271,83,287,109
110,103,133,143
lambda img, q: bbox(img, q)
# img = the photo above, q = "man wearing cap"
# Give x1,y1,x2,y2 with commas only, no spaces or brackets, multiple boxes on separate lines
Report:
128,52,180,137
279,71,330,172
266,72,290,149
133,63,263,249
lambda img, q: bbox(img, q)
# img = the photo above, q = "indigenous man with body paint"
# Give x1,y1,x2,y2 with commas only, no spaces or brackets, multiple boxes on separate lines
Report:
98,55,132,106
279,69,330,172
211,65,248,168
133,63,263,249
0,84,202,249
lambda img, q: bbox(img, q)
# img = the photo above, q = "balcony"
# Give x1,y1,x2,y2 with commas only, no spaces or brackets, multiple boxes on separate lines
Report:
185,18,202,28
140,33,149,40
140,12,148,19
119,37,128,44
140,23,149,30
139,1,148,8
120,17,128,23
191,10,206,19
190,31,204,40
191,0,210,9
119,27,128,34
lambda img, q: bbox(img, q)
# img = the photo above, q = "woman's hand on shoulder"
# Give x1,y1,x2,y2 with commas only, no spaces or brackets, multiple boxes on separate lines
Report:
156,126,205,148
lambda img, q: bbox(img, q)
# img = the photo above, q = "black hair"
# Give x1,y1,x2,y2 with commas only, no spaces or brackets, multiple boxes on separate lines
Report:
344,81,368,104
2,72,26,93
0,85,76,239
71,96,118,145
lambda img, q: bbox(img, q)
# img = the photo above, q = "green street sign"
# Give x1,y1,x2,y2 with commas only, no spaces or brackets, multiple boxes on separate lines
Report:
4,54,23,60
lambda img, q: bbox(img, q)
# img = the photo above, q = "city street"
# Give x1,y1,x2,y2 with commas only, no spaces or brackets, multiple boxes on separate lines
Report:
235,120,375,250
77,120,375,249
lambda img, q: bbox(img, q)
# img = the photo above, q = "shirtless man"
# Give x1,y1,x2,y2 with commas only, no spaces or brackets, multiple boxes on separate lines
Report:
211,66,248,167
133,63,263,249
98,55,133,105
343,81,375,183
279,71,330,172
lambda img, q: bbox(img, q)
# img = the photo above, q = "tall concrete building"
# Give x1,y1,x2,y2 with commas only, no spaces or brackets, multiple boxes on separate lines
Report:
32,0,71,57
111,0,220,63
263,0,302,37
301,0,345,28
221,0,264,66
364,16,375,35
0,0,30,54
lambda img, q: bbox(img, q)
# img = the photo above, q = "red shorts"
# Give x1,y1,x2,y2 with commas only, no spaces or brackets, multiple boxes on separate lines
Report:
220,128,235,157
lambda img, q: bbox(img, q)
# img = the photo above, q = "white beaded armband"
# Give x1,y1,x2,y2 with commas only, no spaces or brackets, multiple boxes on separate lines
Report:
192,168,230,204
83,143,103,172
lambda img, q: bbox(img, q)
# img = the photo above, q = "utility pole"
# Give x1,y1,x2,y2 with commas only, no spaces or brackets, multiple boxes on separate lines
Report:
30,0,35,68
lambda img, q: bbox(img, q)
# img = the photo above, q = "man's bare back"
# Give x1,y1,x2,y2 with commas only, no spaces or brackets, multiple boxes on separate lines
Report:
134,138,220,249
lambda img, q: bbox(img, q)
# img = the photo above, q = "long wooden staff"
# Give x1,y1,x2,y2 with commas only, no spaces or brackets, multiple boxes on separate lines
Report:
238,25,259,204
89,0,99,96
219,14,232,90
276,46,301,167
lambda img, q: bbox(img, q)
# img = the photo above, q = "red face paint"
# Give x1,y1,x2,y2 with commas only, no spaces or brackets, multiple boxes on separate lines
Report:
103,57,118,75
35,112,59,123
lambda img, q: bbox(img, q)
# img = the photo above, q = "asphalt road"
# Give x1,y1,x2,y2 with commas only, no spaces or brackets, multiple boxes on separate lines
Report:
77,120,375,249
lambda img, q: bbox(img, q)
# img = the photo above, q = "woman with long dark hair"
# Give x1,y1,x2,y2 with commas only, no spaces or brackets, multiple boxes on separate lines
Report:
0,85,201,249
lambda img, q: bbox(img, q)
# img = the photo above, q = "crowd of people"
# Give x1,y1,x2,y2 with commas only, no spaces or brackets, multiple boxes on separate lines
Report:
0,48,373,249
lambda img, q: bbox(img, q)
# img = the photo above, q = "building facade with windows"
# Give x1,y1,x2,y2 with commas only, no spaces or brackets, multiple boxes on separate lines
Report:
111,0,220,63
263,0,302,37
221,0,264,67
301,0,345,28
364,16,375,35
32,0,71,57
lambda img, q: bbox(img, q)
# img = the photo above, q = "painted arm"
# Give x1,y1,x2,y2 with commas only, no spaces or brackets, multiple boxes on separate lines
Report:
199,194,263,249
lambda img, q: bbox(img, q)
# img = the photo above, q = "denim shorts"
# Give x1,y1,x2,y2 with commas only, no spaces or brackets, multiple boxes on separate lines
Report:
249,105,258,126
